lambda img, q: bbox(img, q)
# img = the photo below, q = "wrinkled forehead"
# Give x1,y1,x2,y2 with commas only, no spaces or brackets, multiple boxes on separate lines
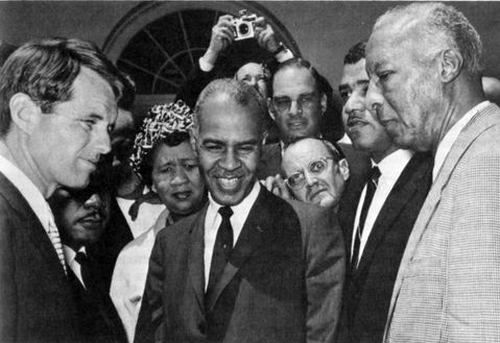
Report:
283,139,331,172
340,59,368,87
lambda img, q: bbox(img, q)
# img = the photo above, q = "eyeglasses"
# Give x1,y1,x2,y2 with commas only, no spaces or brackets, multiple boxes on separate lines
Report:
285,157,334,190
271,92,318,114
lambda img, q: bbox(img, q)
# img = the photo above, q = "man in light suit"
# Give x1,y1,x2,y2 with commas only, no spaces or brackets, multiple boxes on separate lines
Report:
366,2,500,342
0,38,122,342
135,79,345,343
335,41,432,343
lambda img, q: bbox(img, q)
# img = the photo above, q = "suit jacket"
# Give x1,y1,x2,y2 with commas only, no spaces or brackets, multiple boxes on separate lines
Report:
88,197,134,291
384,103,500,343
337,152,433,343
0,172,83,342
135,187,345,343
67,263,127,343
256,142,370,180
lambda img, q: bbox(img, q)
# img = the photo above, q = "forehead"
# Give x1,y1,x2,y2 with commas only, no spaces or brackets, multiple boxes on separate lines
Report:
283,139,330,171
153,140,195,165
340,59,368,86
236,63,265,78
63,66,117,122
273,66,316,96
198,93,260,141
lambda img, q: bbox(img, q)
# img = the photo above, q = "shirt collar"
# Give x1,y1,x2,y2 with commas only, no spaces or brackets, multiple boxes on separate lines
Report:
372,149,413,181
208,181,261,220
433,100,490,181
0,153,53,231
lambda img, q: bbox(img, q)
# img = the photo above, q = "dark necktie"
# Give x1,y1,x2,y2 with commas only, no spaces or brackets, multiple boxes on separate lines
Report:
207,206,234,294
351,166,381,271
75,251,96,290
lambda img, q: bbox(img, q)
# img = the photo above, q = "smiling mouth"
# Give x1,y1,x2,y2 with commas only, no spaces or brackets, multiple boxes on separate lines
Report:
216,176,241,191
172,190,192,200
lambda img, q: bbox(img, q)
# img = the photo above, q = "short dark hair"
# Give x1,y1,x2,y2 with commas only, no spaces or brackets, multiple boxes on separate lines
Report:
271,58,323,95
117,71,136,111
344,41,367,65
193,78,267,137
0,37,123,136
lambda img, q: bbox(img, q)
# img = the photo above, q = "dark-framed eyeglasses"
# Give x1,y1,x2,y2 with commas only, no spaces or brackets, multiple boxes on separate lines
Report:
285,156,334,190
271,92,319,114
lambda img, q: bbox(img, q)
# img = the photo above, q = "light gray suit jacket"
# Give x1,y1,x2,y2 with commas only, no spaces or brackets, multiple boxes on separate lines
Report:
384,102,500,343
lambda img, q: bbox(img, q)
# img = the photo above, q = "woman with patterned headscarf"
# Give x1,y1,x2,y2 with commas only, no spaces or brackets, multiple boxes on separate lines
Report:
110,101,207,342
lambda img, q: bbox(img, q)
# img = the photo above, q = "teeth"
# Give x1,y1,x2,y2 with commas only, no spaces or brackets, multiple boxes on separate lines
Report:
175,192,190,200
219,177,239,189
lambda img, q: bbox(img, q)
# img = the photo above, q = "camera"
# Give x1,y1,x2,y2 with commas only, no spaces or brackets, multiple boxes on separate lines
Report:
232,9,258,41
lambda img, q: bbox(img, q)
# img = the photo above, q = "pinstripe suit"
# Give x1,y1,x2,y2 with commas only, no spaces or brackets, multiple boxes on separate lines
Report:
384,103,500,343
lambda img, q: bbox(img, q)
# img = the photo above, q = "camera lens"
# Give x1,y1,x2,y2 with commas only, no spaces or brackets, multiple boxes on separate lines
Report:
239,23,249,35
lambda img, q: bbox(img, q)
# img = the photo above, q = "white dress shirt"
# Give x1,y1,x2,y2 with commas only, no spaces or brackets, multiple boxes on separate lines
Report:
0,154,57,244
204,181,261,290
351,149,413,265
433,101,490,181
110,209,170,343
116,192,166,238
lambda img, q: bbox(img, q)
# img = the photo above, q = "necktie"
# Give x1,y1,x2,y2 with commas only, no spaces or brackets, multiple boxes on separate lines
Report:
207,206,234,294
351,166,381,271
47,213,67,275
75,251,93,289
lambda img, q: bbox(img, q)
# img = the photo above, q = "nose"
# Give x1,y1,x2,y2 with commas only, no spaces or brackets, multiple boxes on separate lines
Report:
366,79,384,117
219,148,240,171
303,170,318,186
84,193,103,209
170,165,189,185
344,89,365,116
289,99,302,117
94,125,112,155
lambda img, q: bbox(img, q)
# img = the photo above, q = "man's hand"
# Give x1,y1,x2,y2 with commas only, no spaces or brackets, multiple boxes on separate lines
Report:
254,17,280,53
261,174,293,200
203,15,235,67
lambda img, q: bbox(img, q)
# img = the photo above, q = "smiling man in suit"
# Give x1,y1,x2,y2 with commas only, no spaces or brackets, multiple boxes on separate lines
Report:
336,41,433,343
0,38,122,342
135,78,345,343
366,3,500,342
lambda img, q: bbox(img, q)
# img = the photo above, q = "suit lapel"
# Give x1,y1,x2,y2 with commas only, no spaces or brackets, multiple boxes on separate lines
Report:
205,188,267,312
355,153,429,275
0,173,67,279
386,103,500,334
188,205,209,310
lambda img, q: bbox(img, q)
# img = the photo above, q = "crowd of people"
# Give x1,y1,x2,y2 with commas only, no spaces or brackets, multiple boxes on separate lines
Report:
1,2,500,343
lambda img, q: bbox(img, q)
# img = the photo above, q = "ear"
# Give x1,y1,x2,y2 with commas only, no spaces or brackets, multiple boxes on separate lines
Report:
267,97,276,121
320,92,327,115
338,158,350,181
9,93,42,134
190,129,199,157
439,48,463,83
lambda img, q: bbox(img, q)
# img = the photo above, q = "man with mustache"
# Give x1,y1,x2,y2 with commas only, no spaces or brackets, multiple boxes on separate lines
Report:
366,3,500,341
50,164,126,343
336,41,432,343
135,79,345,343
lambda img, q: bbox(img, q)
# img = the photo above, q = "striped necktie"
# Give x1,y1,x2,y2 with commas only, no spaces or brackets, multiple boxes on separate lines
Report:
47,209,67,275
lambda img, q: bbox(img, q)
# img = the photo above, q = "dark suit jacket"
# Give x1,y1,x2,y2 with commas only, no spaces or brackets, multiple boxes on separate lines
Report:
88,197,134,291
256,142,370,181
135,187,345,343
0,172,83,343
67,263,127,343
337,152,433,343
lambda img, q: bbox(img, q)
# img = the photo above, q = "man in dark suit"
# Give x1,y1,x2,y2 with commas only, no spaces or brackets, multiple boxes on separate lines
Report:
336,42,432,343
135,79,345,343
0,38,123,342
258,58,369,181
49,166,126,343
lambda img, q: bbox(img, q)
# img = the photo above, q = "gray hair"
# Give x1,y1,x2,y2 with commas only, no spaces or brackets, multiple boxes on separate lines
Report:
192,78,267,136
374,2,482,76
